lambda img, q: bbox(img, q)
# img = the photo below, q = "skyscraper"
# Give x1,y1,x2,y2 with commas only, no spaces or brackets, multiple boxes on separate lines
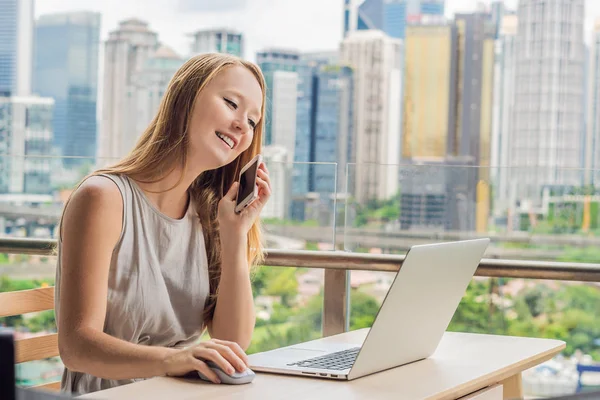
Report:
99,19,159,163
0,0,34,96
34,12,101,166
510,0,585,200
402,24,457,159
256,49,299,156
0,96,54,194
586,19,600,186
190,29,244,57
128,45,184,151
292,55,354,220
401,13,495,232
491,14,518,213
490,1,506,39
341,30,403,203
345,0,445,39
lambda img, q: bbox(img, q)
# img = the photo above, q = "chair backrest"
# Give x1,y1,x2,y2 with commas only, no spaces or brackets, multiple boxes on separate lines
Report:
0,287,61,391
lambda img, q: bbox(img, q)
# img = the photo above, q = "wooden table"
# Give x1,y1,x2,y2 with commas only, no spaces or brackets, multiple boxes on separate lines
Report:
81,329,565,400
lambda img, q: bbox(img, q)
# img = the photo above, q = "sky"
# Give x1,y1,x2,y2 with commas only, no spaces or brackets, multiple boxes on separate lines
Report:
34,0,600,63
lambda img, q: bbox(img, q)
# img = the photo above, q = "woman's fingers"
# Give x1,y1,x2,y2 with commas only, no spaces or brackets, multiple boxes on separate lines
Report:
210,338,250,366
202,341,247,372
192,347,236,375
193,358,221,384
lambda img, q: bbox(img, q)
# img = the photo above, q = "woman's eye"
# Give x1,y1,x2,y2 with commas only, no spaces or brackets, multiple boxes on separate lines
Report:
248,119,256,129
224,98,238,109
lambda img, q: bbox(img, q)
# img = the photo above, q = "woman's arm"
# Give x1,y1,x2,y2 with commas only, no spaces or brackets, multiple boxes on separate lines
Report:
58,176,174,379
208,163,272,350
59,176,249,382
207,236,255,350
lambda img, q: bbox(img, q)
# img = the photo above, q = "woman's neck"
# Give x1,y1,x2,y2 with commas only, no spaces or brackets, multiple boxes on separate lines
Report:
132,163,204,220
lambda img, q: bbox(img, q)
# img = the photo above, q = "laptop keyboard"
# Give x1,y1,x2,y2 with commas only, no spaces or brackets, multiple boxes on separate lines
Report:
287,347,361,370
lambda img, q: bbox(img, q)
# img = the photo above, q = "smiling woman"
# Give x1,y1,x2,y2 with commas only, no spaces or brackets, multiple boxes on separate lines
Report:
53,53,272,395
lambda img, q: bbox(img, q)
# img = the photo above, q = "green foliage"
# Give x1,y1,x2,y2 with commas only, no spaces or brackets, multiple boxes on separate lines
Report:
0,278,57,332
261,268,299,307
25,311,56,333
0,276,54,293
448,279,507,334
558,247,600,264
349,290,379,330
351,191,401,228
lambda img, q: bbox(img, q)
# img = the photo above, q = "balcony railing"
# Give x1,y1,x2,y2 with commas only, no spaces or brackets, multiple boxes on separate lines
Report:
2,237,600,337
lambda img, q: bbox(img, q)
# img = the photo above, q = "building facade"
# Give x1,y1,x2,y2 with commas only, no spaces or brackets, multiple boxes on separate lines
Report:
0,0,34,97
99,19,159,163
345,0,445,39
401,13,495,232
128,46,184,153
34,12,101,165
341,30,403,203
586,19,600,187
510,0,585,201
491,14,518,215
256,49,299,154
190,29,243,57
0,96,54,194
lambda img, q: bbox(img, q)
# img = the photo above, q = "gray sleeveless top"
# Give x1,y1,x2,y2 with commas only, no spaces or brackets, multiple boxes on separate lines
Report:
54,173,210,395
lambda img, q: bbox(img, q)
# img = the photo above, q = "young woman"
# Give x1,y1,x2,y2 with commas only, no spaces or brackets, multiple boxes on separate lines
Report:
54,53,271,394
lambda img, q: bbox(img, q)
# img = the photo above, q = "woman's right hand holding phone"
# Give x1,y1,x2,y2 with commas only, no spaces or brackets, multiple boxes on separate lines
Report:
162,338,249,383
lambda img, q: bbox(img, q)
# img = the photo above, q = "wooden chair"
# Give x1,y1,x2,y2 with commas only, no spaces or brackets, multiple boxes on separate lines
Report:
0,286,61,391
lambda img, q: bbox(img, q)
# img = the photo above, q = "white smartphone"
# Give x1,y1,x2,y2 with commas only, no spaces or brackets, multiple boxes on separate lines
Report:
234,154,263,214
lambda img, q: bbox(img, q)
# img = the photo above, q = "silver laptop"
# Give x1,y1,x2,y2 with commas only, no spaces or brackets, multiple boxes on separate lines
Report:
248,238,490,381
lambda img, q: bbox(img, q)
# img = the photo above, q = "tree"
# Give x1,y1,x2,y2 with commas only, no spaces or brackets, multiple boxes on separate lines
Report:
350,290,380,330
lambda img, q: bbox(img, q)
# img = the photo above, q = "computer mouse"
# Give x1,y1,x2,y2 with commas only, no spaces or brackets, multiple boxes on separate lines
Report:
197,360,256,384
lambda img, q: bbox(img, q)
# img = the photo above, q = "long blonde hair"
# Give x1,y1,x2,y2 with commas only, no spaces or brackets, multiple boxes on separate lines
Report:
62,53,266,325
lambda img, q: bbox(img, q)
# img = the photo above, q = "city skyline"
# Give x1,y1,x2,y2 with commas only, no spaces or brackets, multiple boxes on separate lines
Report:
34,0,600,63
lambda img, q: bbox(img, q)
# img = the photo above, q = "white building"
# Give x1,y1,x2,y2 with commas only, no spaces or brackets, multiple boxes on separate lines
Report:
491,14,518,214
271,71,298,164
340,30,403,203
0,0,34,96
99,19,159,164
261,145,289,220
586,18,600,187
0,96,54,194
128,45,184,154
15,0,34,96
510,0,585,201
189,29,243,57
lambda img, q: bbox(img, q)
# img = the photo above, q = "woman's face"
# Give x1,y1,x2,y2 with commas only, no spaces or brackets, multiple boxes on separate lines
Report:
187,65,263,170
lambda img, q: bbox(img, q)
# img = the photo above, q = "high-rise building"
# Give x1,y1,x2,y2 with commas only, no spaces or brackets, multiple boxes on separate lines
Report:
345,0,445,39
0,96,54,194
341,30,403,203
586,19,600,186
34,12,101,166
490,1,506,39
128,45,184,153
256,49,299,154
402,24,457,159
510,0,585,201
261,145,289,220
292,57,354,220
401,13,495,232
99,19,159,163
0,0,34,97
190,29,243,57
491,14,518,213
